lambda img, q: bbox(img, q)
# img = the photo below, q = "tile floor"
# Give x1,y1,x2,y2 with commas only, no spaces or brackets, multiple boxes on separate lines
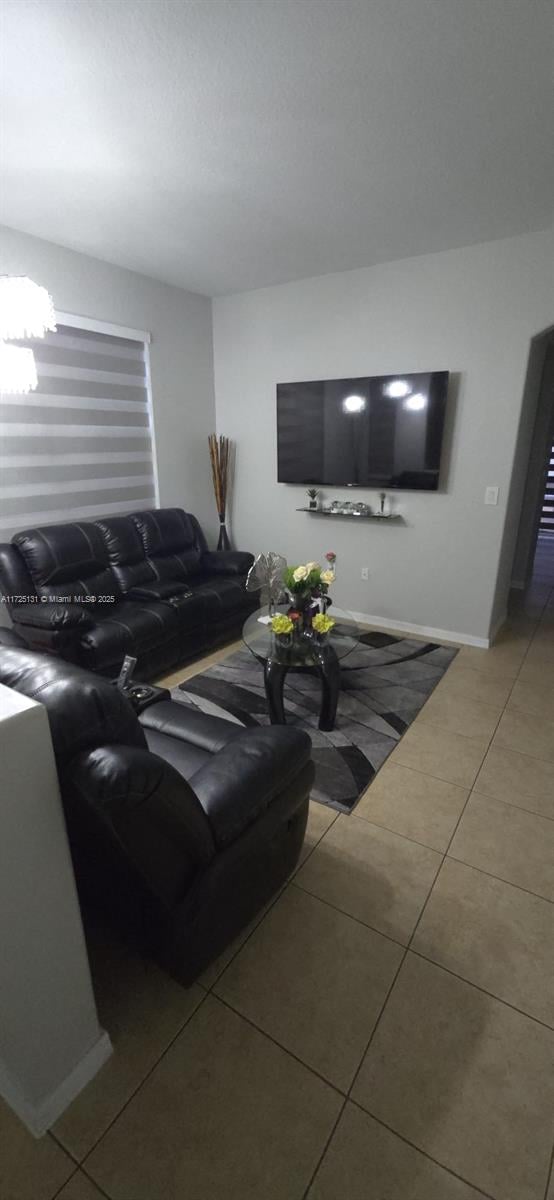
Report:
2,545,554,1200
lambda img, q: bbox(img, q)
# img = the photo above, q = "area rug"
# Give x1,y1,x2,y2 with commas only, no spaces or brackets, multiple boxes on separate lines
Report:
174,632,458,813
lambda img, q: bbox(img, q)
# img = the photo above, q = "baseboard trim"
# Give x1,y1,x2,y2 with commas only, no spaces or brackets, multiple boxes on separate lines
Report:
0,1030,112,1137
349,610,490,648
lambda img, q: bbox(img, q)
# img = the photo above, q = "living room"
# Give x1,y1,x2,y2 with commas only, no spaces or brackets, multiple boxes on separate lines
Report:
0,3,553,1199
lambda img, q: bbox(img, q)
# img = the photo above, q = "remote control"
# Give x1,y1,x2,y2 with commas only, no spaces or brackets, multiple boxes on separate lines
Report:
117,654,137,691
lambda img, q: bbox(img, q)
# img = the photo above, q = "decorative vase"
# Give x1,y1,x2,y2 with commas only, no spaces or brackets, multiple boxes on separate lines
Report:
309,499,317,510
217,513,231,550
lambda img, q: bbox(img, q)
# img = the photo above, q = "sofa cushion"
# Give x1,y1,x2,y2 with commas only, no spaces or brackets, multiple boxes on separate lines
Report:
12,522,119,605
132,509,205,581
95,516,156,593
79,600,179,670
188,574,250,616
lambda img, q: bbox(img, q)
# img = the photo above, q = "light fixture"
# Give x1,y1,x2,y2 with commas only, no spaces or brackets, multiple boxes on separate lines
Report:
0,275,57,341
342,394,366,413
404,392,426,411
0,341,38,394
384,379,411,399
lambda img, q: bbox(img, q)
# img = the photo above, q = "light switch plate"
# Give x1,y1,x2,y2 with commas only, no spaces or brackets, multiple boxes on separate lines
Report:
485,486,499,505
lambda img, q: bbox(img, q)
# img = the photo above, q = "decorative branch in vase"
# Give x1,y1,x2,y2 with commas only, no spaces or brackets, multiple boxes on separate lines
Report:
208,433,231,550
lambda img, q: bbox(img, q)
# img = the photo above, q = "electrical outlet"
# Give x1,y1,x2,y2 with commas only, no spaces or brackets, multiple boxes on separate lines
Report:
361,567,369,580
484,486,499,506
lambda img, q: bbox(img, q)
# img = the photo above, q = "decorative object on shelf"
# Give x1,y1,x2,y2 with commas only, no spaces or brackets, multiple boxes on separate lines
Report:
0,340,38,394
378,491,390,517
208,433,231,550
312,612,335,641
296,507,402,521
0,275,57,341
0,275,57,395
246,551,287,613
306,487,319,510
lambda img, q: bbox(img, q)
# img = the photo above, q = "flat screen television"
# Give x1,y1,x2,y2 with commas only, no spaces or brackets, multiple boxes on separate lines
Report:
277,371,449,490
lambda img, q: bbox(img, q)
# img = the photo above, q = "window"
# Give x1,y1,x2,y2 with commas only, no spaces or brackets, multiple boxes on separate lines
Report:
0,315,158,537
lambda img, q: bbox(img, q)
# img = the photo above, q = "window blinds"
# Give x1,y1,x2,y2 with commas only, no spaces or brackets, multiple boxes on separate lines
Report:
0,322,157,537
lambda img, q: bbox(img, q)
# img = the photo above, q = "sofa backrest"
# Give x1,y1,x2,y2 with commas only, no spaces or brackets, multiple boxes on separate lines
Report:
12,522,119,604
131,509,207,582
0,645,146,766
95,515,156,593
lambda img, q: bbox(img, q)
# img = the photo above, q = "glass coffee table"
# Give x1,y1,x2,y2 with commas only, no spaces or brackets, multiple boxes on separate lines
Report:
242,604,359,731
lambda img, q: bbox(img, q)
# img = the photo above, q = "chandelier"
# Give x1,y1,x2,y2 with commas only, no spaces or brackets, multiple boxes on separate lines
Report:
0,275,56,395
0,341,38,394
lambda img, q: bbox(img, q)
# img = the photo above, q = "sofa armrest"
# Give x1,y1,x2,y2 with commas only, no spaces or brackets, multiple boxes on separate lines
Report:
12,602,93,631
202,551,253,577
126,581,192,602
189,726,313,849
66,744,215,908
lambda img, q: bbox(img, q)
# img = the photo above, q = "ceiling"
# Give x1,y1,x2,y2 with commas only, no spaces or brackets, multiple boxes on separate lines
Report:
1,0,552,296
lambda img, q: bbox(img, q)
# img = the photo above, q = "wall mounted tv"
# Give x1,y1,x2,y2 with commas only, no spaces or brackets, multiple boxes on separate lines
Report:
277,371,449,490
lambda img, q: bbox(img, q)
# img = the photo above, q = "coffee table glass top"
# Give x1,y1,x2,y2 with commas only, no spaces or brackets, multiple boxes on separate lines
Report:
242,604,360,667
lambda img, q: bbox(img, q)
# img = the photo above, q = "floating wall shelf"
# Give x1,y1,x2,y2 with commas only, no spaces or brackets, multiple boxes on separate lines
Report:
296,507,404,522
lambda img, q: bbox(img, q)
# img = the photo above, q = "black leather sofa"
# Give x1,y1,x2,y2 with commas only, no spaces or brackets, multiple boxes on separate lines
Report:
0,508,258,679
0,641,313,984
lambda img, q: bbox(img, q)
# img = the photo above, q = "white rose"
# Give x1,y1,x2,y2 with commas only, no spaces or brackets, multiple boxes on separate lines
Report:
292,565,308,583
305,561,320,572
321,568,335,584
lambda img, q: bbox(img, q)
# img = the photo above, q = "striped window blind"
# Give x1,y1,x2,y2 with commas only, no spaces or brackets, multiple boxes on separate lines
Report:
0,321,157,537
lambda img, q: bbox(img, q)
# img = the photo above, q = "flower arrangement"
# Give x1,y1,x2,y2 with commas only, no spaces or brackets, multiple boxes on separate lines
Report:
270,613,294,636
312,612,335,636
283,560,335,596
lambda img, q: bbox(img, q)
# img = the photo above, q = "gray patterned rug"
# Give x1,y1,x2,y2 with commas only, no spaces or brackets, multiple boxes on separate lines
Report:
175,631,458,813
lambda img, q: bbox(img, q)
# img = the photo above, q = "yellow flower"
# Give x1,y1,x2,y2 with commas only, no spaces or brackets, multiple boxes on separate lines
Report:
271,614,294,635
320,568,335,585
305,561,320,572
312,613,335,635
292,564,309,583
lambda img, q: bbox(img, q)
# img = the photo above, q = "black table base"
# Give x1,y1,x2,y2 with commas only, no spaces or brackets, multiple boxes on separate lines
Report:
264,642,341,731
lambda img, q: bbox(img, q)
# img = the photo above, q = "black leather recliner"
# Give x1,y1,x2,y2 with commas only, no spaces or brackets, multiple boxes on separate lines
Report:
0,508,259,679
0,642,313,985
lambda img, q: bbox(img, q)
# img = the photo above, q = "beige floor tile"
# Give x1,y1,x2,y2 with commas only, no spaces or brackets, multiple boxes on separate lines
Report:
355,762,468,852
518,658,554,688
414,689,502,740
309,1103,485,1200
85,995,341,1200
413,858,554,1025
154,638,242,689
56,1172,107,1200
507,677,554,719
450,637,528,678
352,954,554,1200
198,885,288,989
54,932,203,1160
392,723,488,788
215,885,402,1090
295,800,338,869
433,665,514,708
475,744,554,819
524,640,554,667
449,793,554,901
296,813,441,943
0,1100,74,1200
493,708,554,764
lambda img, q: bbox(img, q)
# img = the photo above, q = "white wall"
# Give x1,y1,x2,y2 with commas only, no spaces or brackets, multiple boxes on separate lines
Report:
0,685,111,1134
0,224,217,535
213,229,554,643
